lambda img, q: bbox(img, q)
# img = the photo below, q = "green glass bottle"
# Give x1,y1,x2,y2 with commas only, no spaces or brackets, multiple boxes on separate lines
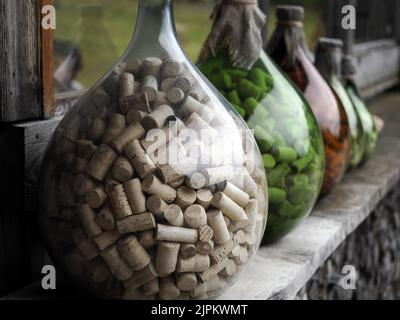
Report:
342,56,378,161
198,3,324,244
314,38,364,169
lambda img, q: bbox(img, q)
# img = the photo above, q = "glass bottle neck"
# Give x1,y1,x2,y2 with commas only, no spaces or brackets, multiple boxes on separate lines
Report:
128,0,181,57
314,49,342,82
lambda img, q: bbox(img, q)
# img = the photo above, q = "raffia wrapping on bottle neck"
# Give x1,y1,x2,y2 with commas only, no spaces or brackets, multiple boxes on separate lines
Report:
199,0,267,70
267,21,313,69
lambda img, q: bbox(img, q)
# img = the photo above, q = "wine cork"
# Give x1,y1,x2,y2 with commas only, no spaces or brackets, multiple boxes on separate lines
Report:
176,73,195,92
182,96,214,123
209,240,235,264
243,172,257,197
94,230,121,251
109,184,133,220
203,166,234,186
162,59,182,78
70,157,88,175
196,239,214,255
120,92,150,114
156,224,198,243
167,87,185,104
221,181,250,207
142,75,158,102
176,254,210,273
199,258,229,282
94,88,111,107
104,175,120,193
118,235,151,271
124,263,158,291
161,77,178,92
142,105,175,131
142,278,159,296
186,113,216,138
186,172,206,190
80,204,102,238
86,144,117,181
176,273,197,291
159,276,181,300
87,118,106,141
234,246,249,265
195,189,213,209
111,123,145,154
126,57,142,75
164,204,184,227
119,72,135,97
184,205,207,229
198,225,214,242
117,212,156,234
174,186,196,210
220,259,237,277
146,195,168,217
169,177,185,188
188,82,207,102
153,91,169,107
233,230,247,245
150,138,187,167
101,245,133,281
72,229,100,261
179,243,197,259
211,192,248,222
158,163,197,184
191,276,221,298
102,113,126,145
127,110,147,125
88,258,111,284
123,178,146,214
231,198,256,231
76,140,97,160
112,157,134,182
142,175,177,203
85,187,107,209
124,140,157,179
139,230,157,249
155,241,180,276
140,127,172,154
134,81,142,93
142,57,162,77
207,210,231,245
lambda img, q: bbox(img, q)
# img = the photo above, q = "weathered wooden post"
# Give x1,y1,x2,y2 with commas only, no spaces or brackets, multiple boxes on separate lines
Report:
0,0,54,122
0,0,57,296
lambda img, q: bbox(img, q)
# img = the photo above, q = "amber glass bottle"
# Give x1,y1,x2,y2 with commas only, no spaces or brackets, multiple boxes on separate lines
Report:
267,6,350,196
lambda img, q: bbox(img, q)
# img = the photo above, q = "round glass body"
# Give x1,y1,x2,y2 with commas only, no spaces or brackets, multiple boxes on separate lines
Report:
39,0,268,300
199,50,324,244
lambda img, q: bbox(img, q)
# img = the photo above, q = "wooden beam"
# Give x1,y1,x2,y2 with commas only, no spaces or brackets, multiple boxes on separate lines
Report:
354,40,400,98
0,0,43,122
41,0,55,118
0,118,60,296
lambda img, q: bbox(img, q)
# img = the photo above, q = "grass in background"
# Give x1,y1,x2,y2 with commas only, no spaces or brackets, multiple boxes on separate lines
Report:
54,0,322,88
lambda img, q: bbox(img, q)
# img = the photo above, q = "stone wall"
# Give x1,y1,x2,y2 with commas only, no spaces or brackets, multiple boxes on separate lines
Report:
297,181,400,300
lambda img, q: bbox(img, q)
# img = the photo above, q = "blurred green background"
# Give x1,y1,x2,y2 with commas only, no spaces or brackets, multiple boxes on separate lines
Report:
54,0,325,89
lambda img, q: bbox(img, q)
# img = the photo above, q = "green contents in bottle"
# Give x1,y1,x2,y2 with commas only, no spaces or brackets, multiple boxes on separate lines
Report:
199,50,325,243
345,84,378,161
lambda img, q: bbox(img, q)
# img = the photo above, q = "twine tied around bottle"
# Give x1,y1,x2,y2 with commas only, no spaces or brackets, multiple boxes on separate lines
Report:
199,0,267,70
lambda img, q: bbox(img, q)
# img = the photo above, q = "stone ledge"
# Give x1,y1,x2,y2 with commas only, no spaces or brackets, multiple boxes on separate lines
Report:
3,93,400,300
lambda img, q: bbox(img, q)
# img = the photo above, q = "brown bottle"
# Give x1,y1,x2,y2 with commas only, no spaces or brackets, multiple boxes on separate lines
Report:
267,5,350,197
